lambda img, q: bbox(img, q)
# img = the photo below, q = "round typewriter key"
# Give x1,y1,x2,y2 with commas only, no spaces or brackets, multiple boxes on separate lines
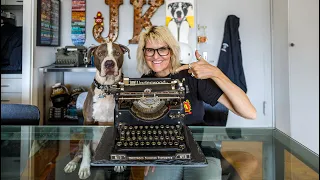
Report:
176,136,180,140
140,142,145,146
134,126,138,130
166,125,170,129
155,126,159,129
160,125,164,129
126,131,130,135
160,136,164,141
170,125,175,129
157,141,162,146
174,130,178,134
124,142,128,146
180,136,185,141
120,136,125,141
168,142,173,146
120,131,125,136
142,130,146,135
132,136,136,141
135,142,139,146
117,142,122,146
171,136,175,141
124,126,128,130
158,130,162,135
143,136,147,141
131,131,135,135
148,130,152,135
129,126,133,130
174,141,179,146
163,130,168,135
163,142,167,146
138,136,143,141
152,142,156,146
153,130,157,135
149,136,153,141
176,125,181,129
150,125,154,129
154,136,159,141
179,144,185,150
127,137,131,141
136,131,141,135
169,130,173,135
146,142,150,146
144,126,149,129
129,142,134,146
165,136,170,140
139,126,144,130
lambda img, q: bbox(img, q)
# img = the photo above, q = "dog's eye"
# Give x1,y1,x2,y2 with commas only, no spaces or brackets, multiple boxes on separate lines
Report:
97,52,103,57
114,51,121,56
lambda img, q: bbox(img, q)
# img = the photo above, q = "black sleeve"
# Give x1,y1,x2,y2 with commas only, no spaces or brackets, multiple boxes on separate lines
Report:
197,79,223,107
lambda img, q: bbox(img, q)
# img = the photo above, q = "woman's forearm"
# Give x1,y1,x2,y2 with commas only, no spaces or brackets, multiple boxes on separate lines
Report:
211,69,257,119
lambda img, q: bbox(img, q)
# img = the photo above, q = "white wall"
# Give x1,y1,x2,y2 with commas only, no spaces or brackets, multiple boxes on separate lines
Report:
196,0,273,127
33,0,273,127
288,0,319,154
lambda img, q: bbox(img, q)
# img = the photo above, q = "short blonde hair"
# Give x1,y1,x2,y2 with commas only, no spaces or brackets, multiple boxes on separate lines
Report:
136,26,181,75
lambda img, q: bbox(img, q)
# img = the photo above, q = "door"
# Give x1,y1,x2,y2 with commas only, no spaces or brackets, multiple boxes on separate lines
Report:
289,0,319,154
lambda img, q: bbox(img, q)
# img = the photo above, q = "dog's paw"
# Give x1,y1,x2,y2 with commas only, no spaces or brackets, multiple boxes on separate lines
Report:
114,166,127,173
78,164,91,179
64,161,78,173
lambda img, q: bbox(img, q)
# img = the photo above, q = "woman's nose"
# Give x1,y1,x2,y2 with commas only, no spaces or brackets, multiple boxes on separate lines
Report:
153,51,160,59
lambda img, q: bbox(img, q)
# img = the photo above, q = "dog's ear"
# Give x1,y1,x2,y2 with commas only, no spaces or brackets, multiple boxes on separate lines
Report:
119,44,131,59
185,3,193,9
167,2,175,10
87,45,98,62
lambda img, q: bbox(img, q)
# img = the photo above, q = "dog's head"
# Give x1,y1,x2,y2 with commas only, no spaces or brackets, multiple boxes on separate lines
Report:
168,2,193,23
88,42,130,81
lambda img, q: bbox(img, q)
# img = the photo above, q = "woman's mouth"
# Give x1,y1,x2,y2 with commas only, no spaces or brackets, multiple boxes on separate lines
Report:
152,60,163,64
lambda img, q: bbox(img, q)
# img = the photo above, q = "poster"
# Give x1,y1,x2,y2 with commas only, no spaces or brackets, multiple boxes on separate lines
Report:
165,0,194,28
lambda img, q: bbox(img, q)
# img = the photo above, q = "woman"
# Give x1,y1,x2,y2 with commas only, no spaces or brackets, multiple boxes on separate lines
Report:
136,26,257,180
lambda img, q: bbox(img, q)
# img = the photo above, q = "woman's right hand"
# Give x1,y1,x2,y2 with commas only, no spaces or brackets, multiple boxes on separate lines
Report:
144,166,156,176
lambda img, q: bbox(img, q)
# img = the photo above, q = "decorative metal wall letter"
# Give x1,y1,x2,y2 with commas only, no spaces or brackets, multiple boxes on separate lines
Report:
105,0,123,42
129,0,164,44
93,11,105,43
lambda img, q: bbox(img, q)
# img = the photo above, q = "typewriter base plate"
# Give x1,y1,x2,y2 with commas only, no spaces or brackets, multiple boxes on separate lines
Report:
91,127,207,167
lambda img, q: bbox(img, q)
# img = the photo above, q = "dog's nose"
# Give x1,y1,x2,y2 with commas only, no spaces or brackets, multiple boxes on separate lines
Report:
177,11,182,17
105,60,115,68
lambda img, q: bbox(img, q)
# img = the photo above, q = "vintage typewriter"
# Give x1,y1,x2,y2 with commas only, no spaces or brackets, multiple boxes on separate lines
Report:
54,46,87,67
110,77,192,161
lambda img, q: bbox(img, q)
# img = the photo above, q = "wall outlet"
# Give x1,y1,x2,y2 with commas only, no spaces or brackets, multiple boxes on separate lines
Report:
203,52,208,60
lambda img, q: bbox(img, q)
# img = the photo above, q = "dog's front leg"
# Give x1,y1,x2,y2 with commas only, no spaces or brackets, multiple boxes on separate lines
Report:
78,140,91,179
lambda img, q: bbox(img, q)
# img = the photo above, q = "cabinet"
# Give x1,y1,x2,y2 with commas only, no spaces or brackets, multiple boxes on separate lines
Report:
1,0,23,6
1,74,22,104
39,65,96,125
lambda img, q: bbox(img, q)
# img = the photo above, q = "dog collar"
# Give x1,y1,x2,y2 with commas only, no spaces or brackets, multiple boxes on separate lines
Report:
93,79,117,98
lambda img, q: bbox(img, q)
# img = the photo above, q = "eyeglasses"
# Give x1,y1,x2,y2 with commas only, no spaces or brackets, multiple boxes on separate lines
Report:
143,46,171,57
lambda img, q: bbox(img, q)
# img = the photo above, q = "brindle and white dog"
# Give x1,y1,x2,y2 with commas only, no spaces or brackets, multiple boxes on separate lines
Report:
63,41,130,179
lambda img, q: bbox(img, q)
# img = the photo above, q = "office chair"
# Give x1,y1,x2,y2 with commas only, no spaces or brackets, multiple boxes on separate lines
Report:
1,104,40,125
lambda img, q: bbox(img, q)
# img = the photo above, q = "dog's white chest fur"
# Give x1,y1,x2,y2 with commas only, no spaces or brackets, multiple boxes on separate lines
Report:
92,88,115,122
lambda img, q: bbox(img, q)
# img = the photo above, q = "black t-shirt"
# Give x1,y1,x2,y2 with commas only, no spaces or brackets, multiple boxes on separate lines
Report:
142,70,223,125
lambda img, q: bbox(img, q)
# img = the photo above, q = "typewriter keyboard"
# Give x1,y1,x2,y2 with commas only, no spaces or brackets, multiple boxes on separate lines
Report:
115,124,187,152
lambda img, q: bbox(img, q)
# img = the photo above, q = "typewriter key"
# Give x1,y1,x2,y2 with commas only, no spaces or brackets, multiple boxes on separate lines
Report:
163,130,168,135
150,125,154,129
135,142,139,146
149,136,153,141
171,136,175,141
143,136,147,141
124,126,128,130
160,136,164,141
139,126,144,130
148,130,152,135
153,130,157,135
166,125,170,129
160,125,164,129
174,130,178,134
120,136,125,141
124,142,128,146
144,126,149,129
132,136,136,141
180,136,185,141
168,142,173,146
163,142,167,146
126,131,130,135
157,141,162,146
131,131,135,135
158,130,162,135
127,137,131,141
174,141,179,146
136,131,141,135
134,126,139,130
129,126,133,130
117,142,122,146
176,136,180,140
129,142,134,146
152,142,156,146
140,142,145,146
170,125,175,129
155,126,159,129
179,144,185,150
165,136,170,140
154,136,159,141
142,130,146,135
146,142,150,146
169,130,173,135
176,125,181,129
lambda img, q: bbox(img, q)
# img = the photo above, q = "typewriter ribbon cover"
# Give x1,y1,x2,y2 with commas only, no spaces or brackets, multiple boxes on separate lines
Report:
91,78,207,166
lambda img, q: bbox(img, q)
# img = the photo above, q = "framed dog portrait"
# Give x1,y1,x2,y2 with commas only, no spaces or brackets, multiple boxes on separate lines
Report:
36,0,61,46
166,0,195,28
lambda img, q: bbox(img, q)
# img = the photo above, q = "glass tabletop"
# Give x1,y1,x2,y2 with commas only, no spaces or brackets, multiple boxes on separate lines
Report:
1,126,319,180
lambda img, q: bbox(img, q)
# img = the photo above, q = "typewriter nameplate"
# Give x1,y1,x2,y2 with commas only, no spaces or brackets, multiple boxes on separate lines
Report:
128,156,174,160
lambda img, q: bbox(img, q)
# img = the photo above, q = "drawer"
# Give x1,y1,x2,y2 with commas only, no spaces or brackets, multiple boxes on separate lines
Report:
1,78,22,92
1,93,22,104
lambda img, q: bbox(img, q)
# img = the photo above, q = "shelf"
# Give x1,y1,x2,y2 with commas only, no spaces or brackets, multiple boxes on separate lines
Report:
39,64,96,73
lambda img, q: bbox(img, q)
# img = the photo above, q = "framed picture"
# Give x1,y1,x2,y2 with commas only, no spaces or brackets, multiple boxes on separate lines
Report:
36,0,61,46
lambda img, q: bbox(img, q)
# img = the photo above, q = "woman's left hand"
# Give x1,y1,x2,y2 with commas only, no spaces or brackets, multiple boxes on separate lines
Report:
176,50,221,79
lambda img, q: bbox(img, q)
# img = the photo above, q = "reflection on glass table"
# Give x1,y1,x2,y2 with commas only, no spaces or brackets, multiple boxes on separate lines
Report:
1,126,319,180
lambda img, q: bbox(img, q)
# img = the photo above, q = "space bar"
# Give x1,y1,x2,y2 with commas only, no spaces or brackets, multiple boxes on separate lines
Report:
117,147,179,152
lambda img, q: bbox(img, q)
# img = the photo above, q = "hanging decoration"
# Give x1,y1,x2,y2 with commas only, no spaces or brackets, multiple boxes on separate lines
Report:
71,0,86,46
92,11,105,43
